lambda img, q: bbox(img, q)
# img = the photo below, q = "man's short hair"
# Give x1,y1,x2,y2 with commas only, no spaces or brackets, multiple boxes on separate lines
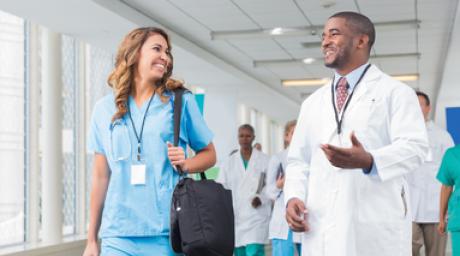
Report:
330,11,376,52
416,91,430,106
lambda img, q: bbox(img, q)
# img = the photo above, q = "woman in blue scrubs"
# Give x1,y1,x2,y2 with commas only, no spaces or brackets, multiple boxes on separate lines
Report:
83,27,216,256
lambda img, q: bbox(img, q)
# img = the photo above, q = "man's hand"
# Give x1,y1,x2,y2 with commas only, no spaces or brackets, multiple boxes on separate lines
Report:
321,132,373,169
286,198,309,232
251,196,262,208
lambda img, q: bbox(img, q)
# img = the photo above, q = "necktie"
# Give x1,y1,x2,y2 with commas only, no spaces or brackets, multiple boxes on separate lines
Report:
336,77,349,112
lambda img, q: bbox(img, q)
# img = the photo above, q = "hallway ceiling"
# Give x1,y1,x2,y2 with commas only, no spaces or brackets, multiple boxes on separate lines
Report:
103,0,459,102
0,0,458,119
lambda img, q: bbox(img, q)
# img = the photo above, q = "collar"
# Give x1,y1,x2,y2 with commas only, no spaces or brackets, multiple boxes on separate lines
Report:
333,62,370,90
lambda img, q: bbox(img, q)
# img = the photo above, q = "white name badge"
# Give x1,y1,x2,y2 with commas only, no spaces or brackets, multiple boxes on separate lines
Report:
131,164,146,185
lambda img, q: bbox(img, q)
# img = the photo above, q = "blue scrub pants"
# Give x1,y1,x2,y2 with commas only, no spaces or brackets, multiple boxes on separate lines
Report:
101,236,180,256
271,230,302,256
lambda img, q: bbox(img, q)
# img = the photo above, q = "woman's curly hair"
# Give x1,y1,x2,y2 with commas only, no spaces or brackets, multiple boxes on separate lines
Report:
108,27,183,122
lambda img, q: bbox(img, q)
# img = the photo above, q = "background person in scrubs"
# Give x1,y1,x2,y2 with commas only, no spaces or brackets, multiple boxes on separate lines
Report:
217,124,271,256
407,91,454,256
83,27,216,256
437,145,460,256
266,120,302,256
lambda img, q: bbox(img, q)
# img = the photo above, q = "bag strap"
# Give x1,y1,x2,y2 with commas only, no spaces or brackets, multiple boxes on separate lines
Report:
173,88,207,180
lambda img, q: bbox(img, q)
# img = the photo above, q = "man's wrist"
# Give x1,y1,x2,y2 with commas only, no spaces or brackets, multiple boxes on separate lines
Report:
363,153,374,174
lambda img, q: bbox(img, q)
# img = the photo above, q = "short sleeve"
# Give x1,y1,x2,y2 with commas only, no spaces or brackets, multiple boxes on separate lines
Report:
437,149,454,186
182,93,213,152
87,105,106,155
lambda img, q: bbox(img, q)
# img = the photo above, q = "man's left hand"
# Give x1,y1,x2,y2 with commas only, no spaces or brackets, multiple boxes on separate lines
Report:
321,132,373,169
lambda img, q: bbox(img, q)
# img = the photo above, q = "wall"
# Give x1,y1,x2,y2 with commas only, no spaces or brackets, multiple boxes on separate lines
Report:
435,1,460,130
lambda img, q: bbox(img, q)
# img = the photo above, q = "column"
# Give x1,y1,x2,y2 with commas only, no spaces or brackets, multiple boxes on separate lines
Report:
41,27,63,244
25,22,40,245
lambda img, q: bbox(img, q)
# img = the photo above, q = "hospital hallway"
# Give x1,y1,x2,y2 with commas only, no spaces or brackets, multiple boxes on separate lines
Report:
1,0,460,255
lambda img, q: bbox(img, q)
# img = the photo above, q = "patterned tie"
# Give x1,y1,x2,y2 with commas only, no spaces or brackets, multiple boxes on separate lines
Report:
336,77,349,112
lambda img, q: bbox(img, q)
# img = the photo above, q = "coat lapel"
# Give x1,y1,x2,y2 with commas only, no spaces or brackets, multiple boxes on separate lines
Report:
320,82,340,142
346,65,381,112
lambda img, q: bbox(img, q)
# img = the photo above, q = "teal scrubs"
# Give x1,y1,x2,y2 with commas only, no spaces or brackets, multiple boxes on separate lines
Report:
234,244,265,256
88,91,213,254
436,145,460,255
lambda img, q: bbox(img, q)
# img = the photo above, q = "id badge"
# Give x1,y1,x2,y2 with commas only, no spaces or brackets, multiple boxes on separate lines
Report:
131,164,146,185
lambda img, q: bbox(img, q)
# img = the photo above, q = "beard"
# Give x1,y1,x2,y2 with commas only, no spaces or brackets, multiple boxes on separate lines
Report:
324,41,353,69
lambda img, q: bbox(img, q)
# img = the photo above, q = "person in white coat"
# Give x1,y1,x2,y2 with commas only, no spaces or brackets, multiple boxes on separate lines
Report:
284,11,429,256
267,120,302,256
217,124,271,256
407,91,454,256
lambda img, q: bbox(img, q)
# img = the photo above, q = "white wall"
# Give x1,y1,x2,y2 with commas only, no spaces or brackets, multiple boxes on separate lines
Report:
204,87,239,165
435,1,460,128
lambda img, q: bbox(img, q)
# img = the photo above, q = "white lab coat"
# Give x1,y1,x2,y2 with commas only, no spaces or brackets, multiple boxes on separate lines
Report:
406,120,454,223
266,149,303,243
216,149,271,247
284,65,428,256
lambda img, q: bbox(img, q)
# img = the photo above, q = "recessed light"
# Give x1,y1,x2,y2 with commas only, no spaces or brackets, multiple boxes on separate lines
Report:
302,58,315,64
270,27,284,35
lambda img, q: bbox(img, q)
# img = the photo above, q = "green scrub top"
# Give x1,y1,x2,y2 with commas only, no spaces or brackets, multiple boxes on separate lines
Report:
437,145,460,232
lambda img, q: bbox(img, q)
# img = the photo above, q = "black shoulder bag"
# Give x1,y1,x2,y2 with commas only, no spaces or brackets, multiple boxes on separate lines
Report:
170,88,235,256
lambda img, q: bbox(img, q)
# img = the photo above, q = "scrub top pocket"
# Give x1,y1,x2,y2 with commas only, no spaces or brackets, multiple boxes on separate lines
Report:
110,122,132,162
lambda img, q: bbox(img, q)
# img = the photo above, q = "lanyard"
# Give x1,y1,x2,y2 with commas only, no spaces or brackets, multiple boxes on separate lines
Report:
128,95,154,161
331,64,371,134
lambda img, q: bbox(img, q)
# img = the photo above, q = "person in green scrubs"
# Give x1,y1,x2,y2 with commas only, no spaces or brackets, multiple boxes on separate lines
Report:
437,145,460,256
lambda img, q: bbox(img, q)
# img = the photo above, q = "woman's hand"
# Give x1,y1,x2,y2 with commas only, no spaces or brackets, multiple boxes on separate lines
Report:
167,142,187,171
82,241,99,256
437,220,447,235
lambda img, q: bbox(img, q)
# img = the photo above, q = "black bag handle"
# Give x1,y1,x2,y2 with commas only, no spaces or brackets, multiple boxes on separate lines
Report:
173,88,207,180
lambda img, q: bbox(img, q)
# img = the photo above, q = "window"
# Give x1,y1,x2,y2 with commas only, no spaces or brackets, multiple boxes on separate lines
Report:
84,44,113,229
62,35,77,235
0,8,115,247
0,10,25,246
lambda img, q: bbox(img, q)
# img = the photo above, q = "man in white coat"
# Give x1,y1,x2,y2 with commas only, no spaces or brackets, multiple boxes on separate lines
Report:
284,11,429,256
217,124,271,256
407,91,454,256
267,120,302,256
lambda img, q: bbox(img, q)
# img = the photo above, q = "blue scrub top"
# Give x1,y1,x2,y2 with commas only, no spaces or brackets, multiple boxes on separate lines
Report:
88,90,213,238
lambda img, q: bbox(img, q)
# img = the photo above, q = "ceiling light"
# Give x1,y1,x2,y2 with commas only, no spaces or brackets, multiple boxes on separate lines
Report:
392,74,419,81
282,74,418,87
270,27,284,35
211,20,419,40
302,58,315,64
282,78,330,87
254,52,419,67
